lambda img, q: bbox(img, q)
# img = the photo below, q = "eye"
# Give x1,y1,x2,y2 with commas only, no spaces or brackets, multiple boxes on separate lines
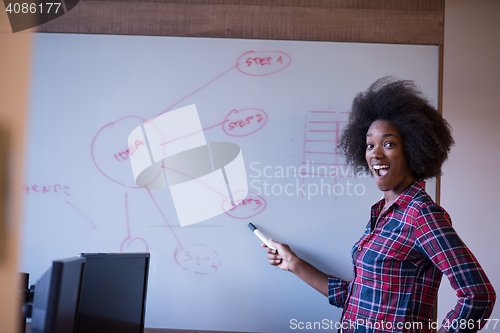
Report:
384,141,395,148
366,143,374,150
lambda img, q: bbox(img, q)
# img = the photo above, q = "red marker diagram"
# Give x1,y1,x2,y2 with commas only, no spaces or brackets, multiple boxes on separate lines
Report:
146,188,221,274
89,50,292,273
22,183,98,229
174,244,221,275
92,116,154,188
297,110,352,198
23,184,70,196
237,51,291,76
222,108,268,137
65,201,96,229
153,50,291,117
121,192,149,253
302,111,349,171
222,191,267,219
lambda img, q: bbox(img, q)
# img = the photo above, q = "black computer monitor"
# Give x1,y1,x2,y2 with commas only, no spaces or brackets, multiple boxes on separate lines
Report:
30,257,86,333
76,253,150,333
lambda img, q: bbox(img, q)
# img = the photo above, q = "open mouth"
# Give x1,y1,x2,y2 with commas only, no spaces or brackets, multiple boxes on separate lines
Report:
373,164,389,177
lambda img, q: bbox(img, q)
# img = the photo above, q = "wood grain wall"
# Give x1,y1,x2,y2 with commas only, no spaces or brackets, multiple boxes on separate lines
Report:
38,0,444,44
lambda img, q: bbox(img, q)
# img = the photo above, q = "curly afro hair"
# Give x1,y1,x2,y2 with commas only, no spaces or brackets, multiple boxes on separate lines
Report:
338,76,454,181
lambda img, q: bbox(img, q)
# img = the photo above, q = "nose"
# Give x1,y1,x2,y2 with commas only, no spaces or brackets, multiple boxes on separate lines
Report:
371,145,384,160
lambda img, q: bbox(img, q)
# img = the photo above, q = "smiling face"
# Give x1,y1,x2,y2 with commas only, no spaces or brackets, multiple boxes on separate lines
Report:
366,120,416,203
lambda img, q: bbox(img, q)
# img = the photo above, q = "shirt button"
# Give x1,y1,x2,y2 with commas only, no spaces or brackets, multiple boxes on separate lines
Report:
358,246,362,251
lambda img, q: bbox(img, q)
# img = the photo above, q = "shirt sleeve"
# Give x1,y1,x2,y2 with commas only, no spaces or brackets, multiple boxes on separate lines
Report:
414,203,496,333
327,275,351,308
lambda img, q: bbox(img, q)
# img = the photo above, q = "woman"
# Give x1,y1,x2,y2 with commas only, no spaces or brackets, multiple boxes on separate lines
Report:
264,77,495,333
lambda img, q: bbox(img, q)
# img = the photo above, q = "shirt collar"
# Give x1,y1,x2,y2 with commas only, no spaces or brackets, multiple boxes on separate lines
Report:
372,181,425,214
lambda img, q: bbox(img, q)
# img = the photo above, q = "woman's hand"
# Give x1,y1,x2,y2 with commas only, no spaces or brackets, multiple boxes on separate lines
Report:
262,238,299,273
262,238,329,296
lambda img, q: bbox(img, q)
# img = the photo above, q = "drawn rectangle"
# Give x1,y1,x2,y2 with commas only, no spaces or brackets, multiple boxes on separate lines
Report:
305,130,337,141
304,141,337,154
303,152,336,165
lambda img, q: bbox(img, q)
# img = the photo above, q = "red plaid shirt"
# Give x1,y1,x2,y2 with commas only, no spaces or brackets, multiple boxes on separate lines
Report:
328,182,495,333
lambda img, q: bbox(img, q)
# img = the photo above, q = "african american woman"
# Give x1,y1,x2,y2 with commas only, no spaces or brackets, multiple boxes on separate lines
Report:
263,77,496,333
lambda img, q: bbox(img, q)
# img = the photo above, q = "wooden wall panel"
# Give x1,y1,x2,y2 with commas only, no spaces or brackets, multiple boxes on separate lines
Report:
37,0,444,44
0,9,31,333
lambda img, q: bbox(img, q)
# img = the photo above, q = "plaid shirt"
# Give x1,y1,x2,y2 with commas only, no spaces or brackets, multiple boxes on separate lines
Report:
328,182,495,333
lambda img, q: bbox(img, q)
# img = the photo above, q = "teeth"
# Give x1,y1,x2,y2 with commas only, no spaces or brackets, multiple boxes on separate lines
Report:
373,165,389,170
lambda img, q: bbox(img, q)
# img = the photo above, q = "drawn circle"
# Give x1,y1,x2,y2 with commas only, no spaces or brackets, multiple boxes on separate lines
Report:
236,51,292,76
222,191,267,219
121,237,149,253
91,116,163,188
222,108,268,137
174,244,221,275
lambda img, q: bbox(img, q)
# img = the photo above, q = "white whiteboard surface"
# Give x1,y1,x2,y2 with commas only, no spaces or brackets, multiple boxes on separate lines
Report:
20,34,438,332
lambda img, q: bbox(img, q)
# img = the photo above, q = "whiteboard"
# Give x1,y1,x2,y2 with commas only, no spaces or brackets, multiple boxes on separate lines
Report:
20,34,438,332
